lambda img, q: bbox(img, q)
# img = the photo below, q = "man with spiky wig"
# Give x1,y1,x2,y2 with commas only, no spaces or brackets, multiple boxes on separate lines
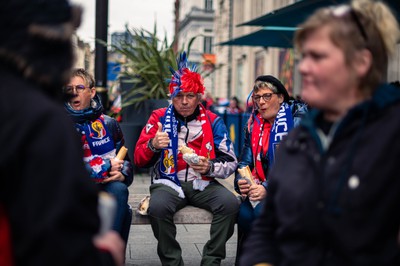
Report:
135,52,239,265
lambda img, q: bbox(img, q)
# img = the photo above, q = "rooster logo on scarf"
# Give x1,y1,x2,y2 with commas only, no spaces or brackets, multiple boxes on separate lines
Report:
91,120,106,139
162,150,175,174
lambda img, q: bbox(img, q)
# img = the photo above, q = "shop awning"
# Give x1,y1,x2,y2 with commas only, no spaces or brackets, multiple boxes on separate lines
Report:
220,0,399,48
239,0,399,27
218,26,296,48
239,0,346,27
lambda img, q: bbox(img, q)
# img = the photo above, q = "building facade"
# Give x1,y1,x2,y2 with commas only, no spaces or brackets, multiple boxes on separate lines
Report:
72,33,94,75
212,0,400,106
213,0,298,106
177,0,216,94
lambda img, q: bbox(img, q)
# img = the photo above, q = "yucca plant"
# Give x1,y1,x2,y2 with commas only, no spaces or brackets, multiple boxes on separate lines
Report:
111,24,197,109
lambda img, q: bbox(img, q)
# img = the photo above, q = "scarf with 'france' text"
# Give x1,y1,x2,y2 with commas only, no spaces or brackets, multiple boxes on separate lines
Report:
75,114,116,182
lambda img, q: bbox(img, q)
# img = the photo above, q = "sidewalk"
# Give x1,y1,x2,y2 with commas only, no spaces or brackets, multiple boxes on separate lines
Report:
125,173,238,266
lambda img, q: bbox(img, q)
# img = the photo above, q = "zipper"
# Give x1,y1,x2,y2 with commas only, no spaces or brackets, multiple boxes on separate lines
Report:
183,117,189,182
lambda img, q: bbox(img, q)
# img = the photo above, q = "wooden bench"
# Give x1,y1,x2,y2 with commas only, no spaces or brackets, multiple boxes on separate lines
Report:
130,194,213,225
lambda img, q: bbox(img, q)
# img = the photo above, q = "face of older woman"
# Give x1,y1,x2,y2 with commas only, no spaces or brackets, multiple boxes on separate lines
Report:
298,26,363,121
253,87,283,123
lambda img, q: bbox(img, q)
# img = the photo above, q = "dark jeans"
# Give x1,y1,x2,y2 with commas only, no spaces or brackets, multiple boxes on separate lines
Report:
100,181,131,243
237,198,263,233
148,180,239,266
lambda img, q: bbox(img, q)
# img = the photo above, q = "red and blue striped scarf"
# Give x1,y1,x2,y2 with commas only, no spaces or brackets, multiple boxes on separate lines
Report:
250,102,294,184
157,104,215,197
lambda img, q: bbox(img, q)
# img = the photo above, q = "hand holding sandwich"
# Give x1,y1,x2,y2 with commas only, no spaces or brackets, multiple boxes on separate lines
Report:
179,145,211,175
104,146,128,183
238,166,267,201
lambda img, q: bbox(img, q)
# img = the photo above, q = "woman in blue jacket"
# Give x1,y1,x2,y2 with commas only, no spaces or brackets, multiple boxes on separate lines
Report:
234,75,307,259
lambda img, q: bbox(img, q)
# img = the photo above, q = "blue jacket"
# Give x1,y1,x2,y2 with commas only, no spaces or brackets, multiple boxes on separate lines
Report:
65,95,134,186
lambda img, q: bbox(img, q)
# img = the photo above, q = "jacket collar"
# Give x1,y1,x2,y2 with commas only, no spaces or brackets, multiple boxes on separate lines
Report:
174,105,200,123
64,94,103,123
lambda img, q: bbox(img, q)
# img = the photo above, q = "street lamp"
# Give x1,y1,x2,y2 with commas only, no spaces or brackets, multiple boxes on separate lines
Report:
95,0,109,110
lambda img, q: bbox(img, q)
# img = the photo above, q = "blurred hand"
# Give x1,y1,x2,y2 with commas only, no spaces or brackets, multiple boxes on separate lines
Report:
93,231,124,266
152,122,170,149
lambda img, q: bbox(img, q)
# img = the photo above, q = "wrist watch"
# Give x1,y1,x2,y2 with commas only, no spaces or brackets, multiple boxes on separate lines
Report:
206,160,214,176
147,138,161,153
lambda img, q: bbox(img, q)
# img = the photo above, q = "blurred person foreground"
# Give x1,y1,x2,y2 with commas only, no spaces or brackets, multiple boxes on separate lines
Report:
0,0,124,265
239,0,400,265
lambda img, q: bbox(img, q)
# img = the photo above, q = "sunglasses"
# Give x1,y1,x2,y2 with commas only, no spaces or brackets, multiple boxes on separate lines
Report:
252,93,276,102
331,5,368,41
63,84,88,94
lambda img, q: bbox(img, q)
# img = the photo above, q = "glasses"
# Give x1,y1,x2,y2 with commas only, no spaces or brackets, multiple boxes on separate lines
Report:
252,93,276,102
331,5,368,41
349,9,368,41
63,84,88,94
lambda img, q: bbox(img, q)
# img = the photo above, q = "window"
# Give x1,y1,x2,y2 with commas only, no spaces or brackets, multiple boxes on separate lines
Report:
236,60,244,99
204,36,213,54
205,0,213,11
254,51,264,80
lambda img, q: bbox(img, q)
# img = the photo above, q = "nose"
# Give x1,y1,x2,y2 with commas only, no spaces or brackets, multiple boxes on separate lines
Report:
298,57,308,76
258,97,267,104
181,96,189,104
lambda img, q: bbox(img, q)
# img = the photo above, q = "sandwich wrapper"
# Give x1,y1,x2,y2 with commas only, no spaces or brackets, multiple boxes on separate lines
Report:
137,195,150,216
179,145,200,164
179,145,209,191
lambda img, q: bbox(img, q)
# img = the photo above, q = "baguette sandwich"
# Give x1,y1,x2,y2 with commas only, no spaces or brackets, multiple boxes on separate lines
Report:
115,146,128,160
238,166,255,185
238,166,260,208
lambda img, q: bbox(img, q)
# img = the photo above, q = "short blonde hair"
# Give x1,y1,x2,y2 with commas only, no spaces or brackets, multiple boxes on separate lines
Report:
294,0,400,96
253,81,278,94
